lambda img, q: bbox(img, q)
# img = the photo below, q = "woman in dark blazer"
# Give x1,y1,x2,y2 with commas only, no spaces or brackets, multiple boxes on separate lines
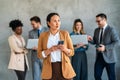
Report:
70,19,88,80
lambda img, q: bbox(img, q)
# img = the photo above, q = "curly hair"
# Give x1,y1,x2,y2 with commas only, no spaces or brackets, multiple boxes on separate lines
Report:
9,19,23,31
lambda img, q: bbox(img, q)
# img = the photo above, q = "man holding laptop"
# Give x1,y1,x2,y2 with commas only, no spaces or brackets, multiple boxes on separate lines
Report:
28,16,48,80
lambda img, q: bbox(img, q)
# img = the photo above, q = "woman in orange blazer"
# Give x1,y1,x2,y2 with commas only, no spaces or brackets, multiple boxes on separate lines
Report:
8,20,29,80
37,13,76,80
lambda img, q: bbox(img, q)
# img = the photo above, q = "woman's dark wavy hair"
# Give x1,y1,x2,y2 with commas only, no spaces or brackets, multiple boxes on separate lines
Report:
9,19,23,31
46,12,60,28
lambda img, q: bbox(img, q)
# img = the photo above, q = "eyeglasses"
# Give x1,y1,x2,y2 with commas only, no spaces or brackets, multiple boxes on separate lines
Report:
96,19,103,23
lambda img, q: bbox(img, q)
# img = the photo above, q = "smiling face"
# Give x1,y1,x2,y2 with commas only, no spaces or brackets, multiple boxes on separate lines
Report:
73,19,85,34
47,15,61,31
96,17,106,28
14,26,22,35
75,22,82,32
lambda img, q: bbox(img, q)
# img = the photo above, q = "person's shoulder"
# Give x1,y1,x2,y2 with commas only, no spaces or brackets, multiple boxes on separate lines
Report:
8,35,15,41
42,26,49,31
107,25,117,34
108,25,114,29
70,31,75,35
106,25,114,31
42,26,48,29
60,30,70,37
29,29,34,33
8,35,13,39
40,31,49,36
95,27,99,30
60,30,69,34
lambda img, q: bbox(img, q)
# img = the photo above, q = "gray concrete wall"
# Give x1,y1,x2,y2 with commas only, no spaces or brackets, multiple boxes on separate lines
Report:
0,0,120,80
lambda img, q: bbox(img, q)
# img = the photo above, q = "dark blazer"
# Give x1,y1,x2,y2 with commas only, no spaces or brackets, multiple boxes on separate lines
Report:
92,25,120,63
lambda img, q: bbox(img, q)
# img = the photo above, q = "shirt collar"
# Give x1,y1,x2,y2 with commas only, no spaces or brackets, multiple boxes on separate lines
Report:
38,26,42,30
50,31,59,37
103,24,107,30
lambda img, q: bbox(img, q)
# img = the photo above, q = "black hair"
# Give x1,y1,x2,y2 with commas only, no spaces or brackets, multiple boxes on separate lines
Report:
30,16,41,24
9,19,23,31
46,12,60,28
96,13,107,20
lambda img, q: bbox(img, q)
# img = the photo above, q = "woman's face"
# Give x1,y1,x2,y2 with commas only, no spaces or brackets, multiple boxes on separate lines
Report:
48,15,61,31
15,26,22,35
75,22,82,31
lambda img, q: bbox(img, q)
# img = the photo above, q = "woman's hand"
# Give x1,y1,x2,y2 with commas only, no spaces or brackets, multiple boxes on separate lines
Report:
50,45,59,52
75,43,85,49
15,48,28,54
58,44,66,51
44,45,59,56
58,44,70,54
23,48,28,54
44,49,51,56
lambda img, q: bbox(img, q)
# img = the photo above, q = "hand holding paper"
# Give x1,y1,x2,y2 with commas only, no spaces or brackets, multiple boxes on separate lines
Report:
32,46,38,50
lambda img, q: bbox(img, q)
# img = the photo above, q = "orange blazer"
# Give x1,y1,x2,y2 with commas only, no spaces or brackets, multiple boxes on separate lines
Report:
37,30,76,79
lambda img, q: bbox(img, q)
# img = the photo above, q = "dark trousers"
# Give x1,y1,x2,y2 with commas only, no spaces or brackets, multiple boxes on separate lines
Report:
72,52,88,80
94,53,116,80
43,62,72,80
14,61,27,80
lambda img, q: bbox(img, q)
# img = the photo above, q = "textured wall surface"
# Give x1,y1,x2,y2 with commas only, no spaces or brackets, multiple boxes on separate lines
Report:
0,0,120,80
